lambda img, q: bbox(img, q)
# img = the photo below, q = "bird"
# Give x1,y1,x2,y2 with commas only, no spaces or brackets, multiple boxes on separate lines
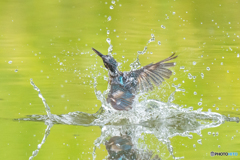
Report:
92,48,177,111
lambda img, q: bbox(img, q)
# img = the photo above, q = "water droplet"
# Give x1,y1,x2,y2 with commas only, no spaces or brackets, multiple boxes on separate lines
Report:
15,69,18,72
148,34,155,43
197,139,202,144
107,16,111,21
198,102,202,106
218,97,221,100
111,0,115,4
237,54,239,58
193,61,196,65
110,5,114,9
106,38,111,44
208,132,211,135
188,135,193,139
107,30,110,34
38,144,42,149
218,145,221,148
193,144,196,148
161,25,166,29
194,91,197,95
104,76,108,81
158,41,161,45
172,12,176,15
8,61,12,64
188,73,192,79
180,66,185,69
206,67,210,71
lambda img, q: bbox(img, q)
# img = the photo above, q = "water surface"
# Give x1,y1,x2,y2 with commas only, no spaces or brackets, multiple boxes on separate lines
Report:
0,0,239,160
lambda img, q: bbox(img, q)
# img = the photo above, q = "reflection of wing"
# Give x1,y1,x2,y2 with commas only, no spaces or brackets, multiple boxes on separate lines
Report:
127,53,177,92
107,84,135,111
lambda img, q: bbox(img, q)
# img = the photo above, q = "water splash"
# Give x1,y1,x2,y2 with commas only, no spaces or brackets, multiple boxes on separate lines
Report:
19,79,239,160
130,33,160,71
29,122,52,160
106,38,113,55
91,97,226,159
129,46,148,71
148,34,155,44
30,79,53,119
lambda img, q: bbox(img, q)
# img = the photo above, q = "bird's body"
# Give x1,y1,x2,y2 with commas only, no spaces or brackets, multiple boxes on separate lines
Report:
92,48,177,111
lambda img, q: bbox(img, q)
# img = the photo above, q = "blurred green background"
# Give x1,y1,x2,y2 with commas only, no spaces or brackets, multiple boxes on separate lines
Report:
0,0,239,159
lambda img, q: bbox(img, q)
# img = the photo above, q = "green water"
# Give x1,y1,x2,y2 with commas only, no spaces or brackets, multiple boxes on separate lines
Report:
0,0,239,160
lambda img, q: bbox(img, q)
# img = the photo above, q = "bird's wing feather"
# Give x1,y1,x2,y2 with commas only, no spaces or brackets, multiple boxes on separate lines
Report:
126,53,177,92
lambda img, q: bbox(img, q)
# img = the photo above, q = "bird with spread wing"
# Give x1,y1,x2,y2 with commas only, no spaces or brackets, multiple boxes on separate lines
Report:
92,48,177,111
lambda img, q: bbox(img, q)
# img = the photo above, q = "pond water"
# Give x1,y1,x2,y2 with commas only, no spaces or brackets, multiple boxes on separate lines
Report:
0,0,239,160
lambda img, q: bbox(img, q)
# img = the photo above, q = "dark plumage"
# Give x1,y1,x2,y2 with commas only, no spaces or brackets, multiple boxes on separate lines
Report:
105,135,161,160
92,48,177,111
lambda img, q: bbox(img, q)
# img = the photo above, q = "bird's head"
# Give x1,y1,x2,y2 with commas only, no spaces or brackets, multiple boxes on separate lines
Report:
92,48,118,75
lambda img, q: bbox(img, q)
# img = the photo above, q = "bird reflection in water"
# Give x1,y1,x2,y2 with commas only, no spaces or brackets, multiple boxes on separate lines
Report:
106,135,160,160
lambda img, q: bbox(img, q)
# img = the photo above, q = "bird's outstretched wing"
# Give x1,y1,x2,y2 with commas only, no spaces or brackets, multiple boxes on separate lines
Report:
126,53,177,92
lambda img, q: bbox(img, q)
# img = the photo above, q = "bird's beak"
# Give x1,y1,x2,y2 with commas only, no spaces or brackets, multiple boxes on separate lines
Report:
92,48,104,58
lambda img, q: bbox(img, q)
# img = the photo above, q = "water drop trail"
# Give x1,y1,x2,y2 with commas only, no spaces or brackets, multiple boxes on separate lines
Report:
29,122,53,160
30,79,53,119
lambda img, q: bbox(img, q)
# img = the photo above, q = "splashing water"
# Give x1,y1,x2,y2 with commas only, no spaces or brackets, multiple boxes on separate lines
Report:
19,72,239,160
130,33,158,71
129,46,148,71
148,34,155,44
106,38,113,55
20,45,239,159
30,79,53,119
29,122,52,160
